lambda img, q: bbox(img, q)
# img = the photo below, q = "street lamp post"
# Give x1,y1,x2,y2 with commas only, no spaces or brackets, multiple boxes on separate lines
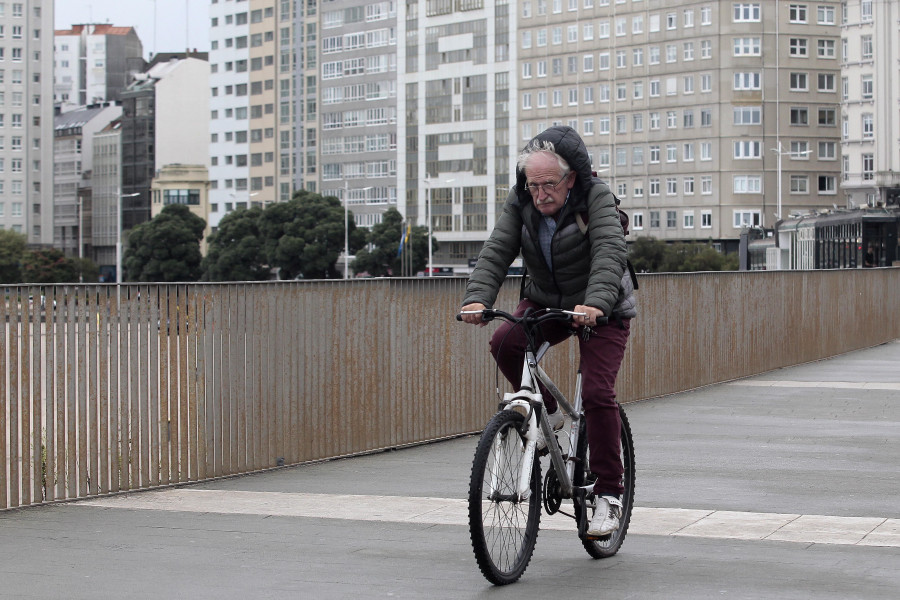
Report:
422,177,455,276
116,191,140,283
344,181,349,279
771,144,813,222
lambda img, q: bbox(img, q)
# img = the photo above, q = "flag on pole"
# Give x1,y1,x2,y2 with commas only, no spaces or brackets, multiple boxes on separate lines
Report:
397,223,411,257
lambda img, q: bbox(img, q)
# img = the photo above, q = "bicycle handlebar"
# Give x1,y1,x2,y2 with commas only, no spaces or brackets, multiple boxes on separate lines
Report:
456,307,608,327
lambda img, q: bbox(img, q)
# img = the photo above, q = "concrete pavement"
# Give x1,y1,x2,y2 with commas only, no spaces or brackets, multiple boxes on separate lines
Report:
1,341,899,599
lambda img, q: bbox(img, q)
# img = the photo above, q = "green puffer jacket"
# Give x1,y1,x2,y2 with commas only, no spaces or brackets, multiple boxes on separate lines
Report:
463,126,637,319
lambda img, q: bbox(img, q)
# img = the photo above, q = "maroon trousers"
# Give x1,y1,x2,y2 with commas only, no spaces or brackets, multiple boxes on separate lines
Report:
489,299,630,496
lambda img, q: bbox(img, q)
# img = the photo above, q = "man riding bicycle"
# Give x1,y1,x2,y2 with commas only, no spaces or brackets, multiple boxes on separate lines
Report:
460,125,637,537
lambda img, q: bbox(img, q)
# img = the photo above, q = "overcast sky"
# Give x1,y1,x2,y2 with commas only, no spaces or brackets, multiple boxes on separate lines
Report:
55,0,210,59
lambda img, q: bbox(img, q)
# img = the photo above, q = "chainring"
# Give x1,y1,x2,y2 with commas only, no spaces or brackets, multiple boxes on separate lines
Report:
542,466,563,515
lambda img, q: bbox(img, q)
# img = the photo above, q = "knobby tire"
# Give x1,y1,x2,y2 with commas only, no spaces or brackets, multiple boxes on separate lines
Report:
468,410,541,585
574,403,635,559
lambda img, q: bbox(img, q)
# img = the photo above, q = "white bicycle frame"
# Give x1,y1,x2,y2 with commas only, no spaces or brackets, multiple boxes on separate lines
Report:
490,340,586,502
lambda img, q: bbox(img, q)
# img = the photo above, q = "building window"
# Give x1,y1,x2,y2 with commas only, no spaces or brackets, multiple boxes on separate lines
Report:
862,154,874,180
790,107,809,125
818,107,836,126
734,106,761,125
861,35,873,59
817,73,835,92
818,175,836,194
862,113,874,138
861,75,873,99
734,3,761,22
701,210,712,228
789,4,807,23
733,37,761,56
790,72,808,91
733,209,762,227
818,5,835,24
683,211,695,228
818,39,835,58
790,175,809,193
734,140,761,159
789,38,808,57
733,176,762,194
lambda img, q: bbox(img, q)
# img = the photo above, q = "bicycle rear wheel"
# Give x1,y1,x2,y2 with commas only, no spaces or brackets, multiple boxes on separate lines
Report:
574,404,635,559
468,409,541,585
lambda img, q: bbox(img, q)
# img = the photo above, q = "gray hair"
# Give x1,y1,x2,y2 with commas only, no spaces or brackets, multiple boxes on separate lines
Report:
516,139,571,177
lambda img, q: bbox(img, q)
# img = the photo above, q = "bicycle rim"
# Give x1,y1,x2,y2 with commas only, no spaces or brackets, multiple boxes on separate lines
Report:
468,410,541,585
575,404,636,559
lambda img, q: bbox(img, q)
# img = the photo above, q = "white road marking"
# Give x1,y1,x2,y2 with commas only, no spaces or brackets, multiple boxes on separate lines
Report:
78,489,899,548
731,380,900,391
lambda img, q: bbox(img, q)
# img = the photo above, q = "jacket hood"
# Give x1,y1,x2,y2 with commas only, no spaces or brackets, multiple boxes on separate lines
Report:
515,125,593,206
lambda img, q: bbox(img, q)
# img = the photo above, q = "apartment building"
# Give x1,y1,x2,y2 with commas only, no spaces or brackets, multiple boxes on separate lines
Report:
0,0,54,245
398,0,516,269
318,0,399,229
517,0,842,251
90,55,208,278
53,24,144,112
208,0,298,230
52,102,122,257
840,0,900,208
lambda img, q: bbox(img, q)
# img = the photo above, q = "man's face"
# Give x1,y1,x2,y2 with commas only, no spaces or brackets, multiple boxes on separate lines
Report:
525,152,574,217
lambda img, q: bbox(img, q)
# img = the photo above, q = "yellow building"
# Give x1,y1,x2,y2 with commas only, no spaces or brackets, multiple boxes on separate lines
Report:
150,164,211,254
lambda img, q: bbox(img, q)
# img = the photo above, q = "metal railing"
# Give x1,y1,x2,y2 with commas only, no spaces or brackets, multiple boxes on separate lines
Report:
3,269,900,510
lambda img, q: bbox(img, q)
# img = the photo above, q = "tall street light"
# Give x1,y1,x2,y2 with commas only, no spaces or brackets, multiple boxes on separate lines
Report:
342,182,373,279
422,177,454,276
771,143,813,222
117,191,140,283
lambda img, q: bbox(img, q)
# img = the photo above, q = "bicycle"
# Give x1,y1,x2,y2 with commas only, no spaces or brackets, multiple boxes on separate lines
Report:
457,307,635,585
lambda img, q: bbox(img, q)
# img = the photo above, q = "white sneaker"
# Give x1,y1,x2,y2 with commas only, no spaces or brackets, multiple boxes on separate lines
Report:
535,409,565,451
587,495,622,537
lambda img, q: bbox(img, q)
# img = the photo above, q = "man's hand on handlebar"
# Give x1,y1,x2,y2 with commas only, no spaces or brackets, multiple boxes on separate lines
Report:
459,302,487,326
573,304,605,328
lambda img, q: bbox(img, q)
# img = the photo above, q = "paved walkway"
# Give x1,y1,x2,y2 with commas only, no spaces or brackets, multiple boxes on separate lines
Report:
2,341,899,599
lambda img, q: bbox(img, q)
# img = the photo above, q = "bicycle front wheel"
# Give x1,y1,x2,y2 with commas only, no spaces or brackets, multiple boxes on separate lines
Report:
468,409,541,585
574,403,635,559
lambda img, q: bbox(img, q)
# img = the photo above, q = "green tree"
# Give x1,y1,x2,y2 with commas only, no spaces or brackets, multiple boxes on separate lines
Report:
21,248,79,283
629,236,738,273
258,191,362,279
628,237,669,273
71,257,101,283
124,204,206,282
352,208,433,277
0,229,26,283
202,207,271,281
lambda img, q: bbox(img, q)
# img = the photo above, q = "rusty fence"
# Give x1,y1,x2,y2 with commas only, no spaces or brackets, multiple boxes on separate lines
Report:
2,269,899,510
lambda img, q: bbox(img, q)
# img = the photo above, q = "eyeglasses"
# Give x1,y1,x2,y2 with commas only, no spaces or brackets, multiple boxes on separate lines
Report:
525,174,569,195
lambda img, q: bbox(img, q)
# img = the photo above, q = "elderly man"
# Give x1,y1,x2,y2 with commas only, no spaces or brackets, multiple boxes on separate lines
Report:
459,125,636,537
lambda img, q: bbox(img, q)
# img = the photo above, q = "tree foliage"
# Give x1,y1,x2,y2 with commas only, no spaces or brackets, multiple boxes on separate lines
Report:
21,248,80,283
258,191,363,279
629,236,738,273
352,208,434,277
201,207,270,281
124,204,206,282
0,229,26,283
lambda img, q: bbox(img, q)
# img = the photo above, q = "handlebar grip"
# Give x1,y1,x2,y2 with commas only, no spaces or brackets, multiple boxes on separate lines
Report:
455,314,463,322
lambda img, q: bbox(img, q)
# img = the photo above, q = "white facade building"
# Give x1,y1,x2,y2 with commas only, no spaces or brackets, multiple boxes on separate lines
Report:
207,0,252,230
840,0,900,208
0,0,54,245
53,24,144,112
152,57,211,171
